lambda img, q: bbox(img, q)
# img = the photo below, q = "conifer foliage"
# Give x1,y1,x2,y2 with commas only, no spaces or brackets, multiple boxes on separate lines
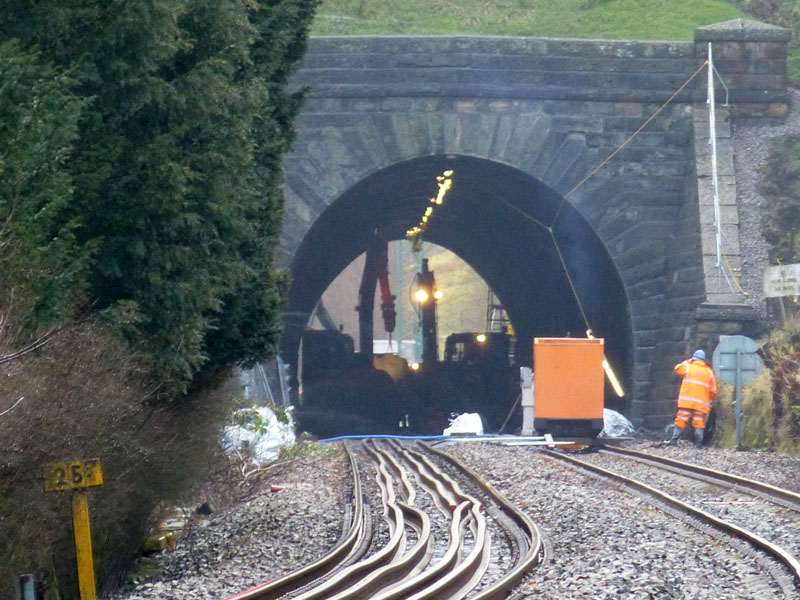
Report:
0,40,90,338
1,0,319,394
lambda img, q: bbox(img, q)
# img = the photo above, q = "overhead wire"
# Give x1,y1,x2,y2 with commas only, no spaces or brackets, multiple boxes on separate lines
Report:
548,60,710,336
487,61,713,397
563,60,709,202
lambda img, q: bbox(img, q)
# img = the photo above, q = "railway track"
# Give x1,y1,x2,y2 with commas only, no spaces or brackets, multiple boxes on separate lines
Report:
544,444,800,595
227,439,543,600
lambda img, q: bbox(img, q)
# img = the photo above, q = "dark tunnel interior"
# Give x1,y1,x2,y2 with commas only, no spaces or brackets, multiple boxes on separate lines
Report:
283,154,633,412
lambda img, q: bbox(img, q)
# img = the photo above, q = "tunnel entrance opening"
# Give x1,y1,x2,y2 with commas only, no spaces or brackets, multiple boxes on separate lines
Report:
283,154,633,436
312,242,491,360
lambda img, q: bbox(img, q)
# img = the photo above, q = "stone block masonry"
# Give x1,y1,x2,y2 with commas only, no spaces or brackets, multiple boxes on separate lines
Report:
282,20,790,429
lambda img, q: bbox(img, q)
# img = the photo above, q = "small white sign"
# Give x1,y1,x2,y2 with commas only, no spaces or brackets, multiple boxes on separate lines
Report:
763,263,800,298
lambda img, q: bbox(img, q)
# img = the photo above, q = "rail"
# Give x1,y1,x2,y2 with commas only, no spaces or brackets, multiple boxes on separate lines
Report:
227,438,544,600
226,443,366,600
544,448,800,589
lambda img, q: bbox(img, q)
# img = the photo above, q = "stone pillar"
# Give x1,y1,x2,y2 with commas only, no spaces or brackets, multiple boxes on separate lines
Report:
694,19,791,118
692,104,743,306
689,19,788,349
695,304,762,352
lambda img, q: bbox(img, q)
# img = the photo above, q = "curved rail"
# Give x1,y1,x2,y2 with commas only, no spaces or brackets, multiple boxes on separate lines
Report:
544,448,800,588
294,441,436,600
375,440,492,600
423,441,545,600
228,438,544,600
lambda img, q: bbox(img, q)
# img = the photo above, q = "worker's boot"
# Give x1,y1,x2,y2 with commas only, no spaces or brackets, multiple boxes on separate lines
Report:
694,427,705,449
666,426,681,446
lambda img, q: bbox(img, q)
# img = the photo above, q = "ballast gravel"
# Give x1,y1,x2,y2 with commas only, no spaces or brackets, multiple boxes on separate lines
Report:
733,86,800,321
104,454,349,600
105,435,800,600
445,438,800,600
577,445,800,568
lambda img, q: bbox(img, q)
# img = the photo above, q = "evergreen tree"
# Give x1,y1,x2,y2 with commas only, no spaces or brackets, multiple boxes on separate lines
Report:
1,0,319,393
0,40,89,338
202,0,319,380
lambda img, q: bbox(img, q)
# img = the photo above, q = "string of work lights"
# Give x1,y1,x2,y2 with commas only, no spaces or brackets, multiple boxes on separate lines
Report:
405,169,453,251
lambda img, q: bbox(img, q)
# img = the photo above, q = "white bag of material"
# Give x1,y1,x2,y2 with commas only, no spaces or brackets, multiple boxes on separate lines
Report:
222,406,295,465
443,413,484,437
600,408,635,437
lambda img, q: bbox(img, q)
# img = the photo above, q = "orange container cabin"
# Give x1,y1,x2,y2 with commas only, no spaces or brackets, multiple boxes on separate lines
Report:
533,337,605,437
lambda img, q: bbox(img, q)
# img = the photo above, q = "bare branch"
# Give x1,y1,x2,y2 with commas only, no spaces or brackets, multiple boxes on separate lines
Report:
0,396,24,417
0,326,61,364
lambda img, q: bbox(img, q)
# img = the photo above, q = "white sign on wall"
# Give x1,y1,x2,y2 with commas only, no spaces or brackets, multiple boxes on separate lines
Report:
763,263,800,298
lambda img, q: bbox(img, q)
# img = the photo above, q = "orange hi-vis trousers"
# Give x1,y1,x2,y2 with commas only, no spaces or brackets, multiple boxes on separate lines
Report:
674,408,706,430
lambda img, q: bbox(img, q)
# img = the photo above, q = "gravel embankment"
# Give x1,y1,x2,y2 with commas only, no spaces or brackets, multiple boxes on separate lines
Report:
446,437,800,600
733,87,800,318
106,435,800,600
578,445,800,565
104,454,349,600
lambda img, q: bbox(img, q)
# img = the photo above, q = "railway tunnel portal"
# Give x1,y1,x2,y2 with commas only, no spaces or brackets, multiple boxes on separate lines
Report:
277,20,791,428
286,155,634,406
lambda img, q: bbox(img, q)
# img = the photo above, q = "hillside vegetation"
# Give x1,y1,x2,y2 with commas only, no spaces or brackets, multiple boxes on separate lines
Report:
1,1,799,597
312,0,745,38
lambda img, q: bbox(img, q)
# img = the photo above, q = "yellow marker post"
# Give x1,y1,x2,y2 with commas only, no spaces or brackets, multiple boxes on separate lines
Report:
72,489,96,600
44,459,103,600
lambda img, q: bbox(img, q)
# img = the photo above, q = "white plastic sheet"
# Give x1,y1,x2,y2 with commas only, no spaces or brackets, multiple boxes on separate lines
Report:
222,406,296,465
600,408,635,437
443,413,484,437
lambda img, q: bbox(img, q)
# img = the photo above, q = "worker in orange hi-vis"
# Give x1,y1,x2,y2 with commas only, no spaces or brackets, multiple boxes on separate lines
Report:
666,349,717,448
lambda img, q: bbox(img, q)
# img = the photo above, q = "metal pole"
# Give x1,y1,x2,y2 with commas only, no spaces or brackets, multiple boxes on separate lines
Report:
418,258,437,365
415,244,424,362
256,363,275,405
16,575,36,600
735,347,742,451
708,42,724,295
520,367,534,436
396,241,404,357
276,356,289,407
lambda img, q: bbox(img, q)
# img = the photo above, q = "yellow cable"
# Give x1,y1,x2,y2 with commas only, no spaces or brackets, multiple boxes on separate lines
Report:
491,61,715,336
564,60,709,201
722,252,749,296
550,229,591,331
545,60,712,338
493,198,551,230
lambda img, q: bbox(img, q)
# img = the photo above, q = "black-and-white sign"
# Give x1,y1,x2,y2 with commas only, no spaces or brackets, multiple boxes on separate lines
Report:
763,263,800,298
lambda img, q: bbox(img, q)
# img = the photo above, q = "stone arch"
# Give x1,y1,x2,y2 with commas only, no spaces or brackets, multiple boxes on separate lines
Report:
282,154,634,409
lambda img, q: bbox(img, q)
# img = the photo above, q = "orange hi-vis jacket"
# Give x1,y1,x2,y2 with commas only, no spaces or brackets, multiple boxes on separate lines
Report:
674,358,717,414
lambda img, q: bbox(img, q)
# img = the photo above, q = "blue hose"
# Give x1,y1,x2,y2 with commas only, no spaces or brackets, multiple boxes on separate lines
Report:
318,433,500,443
318,433,445,442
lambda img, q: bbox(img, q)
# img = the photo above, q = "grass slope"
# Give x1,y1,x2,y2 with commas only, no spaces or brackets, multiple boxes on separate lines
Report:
311,0,747,39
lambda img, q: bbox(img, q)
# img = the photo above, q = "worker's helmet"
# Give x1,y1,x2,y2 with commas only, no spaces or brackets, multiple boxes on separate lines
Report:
692,349,706,361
